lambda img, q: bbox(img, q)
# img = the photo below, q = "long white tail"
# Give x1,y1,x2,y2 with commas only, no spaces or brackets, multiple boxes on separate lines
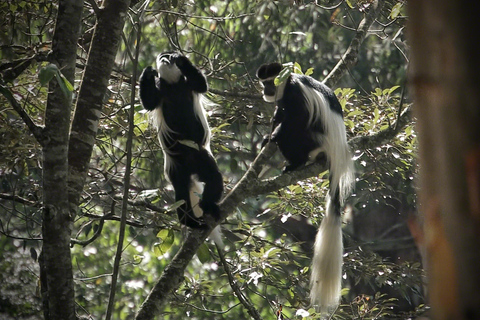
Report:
308,91,354,309
310,197,343,309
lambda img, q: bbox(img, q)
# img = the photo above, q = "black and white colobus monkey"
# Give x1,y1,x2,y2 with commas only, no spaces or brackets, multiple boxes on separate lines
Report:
257,62,355,308
139,52,224,229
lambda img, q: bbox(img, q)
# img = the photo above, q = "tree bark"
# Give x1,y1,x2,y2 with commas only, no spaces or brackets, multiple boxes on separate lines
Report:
40,0,84,319
68,0,131,213
408,1,480,319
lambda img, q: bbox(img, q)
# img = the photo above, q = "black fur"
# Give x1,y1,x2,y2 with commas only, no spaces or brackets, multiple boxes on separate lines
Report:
139,52,223,228
256,62,354,209
257,62,355,307
257,63,340,172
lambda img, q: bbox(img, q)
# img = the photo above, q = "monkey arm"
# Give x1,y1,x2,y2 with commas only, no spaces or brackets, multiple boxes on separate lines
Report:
173,55,208,93
139,66,162,111
261,106,284,147
272,105,285,126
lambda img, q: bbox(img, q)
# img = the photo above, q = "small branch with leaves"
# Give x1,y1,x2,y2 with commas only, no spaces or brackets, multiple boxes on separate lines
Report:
323,0,386,87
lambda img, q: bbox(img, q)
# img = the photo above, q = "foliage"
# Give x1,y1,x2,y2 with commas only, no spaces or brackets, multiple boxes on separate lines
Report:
0,0,424,319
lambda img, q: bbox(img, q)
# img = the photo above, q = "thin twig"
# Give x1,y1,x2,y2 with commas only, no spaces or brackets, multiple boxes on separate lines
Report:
0,193,40,207
216,243,263,320
209,88,262,100
0,84,46,146
85,0,100,16
105,15,143,320
70,200,115,247
323,0,385,87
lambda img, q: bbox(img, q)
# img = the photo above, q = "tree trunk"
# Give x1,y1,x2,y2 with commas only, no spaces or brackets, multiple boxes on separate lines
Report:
40,0,84,319
68,0,131,211
408,1,480,319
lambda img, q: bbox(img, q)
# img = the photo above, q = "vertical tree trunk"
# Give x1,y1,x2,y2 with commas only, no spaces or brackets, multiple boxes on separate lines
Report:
408,1,480,319
68,0,131,210
40,0,84,319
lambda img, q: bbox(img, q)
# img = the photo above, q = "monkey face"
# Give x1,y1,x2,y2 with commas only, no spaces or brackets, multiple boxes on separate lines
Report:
256,62,286,102
260,80,277,102
156,52,183,84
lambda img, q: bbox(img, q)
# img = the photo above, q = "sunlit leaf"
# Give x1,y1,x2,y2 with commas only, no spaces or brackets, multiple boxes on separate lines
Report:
275,65,292,86
390,2,403,19
133,255,144,264
304,67,314,76
55,72,73,100
373,108,380,124
293,61,303,74
154,229,175,256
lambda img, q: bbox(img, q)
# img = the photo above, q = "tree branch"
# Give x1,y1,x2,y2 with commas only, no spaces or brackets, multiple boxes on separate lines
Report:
105,15,142,320
70,214,106,247
348,105,412,151
0,51,50,82
0,84,46,146
0,193,40,207
322,0,385,87
209,88,262,100
81,212,146,228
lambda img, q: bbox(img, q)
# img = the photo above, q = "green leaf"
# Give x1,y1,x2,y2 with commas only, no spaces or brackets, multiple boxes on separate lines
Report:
263,248,281,258
345,119,355,129
154,229,175,256
380,124,389,131
373,108,380,124
133,255,144,264
60,73,74,91
304,67,314,76
39,63,58,86
166,200,186,212
293,61,303,74
290,185,303,194
348,110,364,117
275,66,292,86
55,72,73,100
390,2,403,19
197,243,211,263
388,85,400,95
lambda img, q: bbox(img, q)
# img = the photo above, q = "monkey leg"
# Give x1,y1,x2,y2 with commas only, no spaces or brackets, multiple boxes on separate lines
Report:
168,166,207,229
190,149,223,221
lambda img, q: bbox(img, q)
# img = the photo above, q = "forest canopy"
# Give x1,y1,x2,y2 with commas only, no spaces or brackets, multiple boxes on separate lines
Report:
0,0,425,319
